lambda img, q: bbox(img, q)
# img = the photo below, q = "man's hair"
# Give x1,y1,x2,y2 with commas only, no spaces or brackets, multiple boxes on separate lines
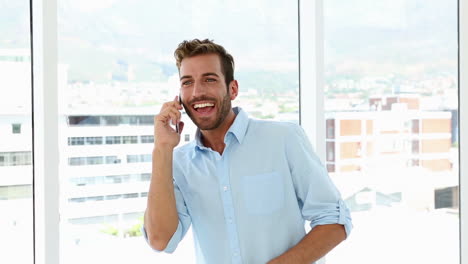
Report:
174,39,235,87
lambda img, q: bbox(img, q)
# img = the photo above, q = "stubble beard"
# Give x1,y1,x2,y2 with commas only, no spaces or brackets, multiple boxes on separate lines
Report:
185,92,232,131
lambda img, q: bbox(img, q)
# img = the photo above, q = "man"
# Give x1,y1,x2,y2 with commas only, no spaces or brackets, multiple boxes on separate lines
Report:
144,39,352,264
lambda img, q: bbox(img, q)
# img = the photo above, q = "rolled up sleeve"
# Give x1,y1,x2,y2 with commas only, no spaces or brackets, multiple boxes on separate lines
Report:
303,199,352,238
286,124,353,238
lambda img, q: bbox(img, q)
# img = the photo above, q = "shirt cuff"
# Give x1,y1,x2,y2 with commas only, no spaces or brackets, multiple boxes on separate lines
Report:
309,199,353,238
142,221,183,253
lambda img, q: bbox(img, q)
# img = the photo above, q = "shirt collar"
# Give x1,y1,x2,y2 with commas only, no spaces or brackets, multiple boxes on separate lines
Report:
192,107,249,159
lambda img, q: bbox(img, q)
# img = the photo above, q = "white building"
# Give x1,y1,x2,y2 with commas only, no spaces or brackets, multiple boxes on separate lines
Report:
0,49,33,200
61,107,196,233
0,49,198,236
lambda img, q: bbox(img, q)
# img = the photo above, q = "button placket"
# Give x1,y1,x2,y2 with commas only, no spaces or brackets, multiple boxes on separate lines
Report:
216,146,242,264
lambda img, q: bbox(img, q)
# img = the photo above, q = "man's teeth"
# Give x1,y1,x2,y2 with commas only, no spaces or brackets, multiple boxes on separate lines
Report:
194,103,214,109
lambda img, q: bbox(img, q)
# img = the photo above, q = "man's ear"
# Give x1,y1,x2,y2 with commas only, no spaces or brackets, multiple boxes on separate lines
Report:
229,80,239,100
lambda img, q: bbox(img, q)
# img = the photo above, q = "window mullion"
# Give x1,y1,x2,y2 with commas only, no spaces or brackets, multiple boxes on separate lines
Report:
32,0,60,263
299,0,326,162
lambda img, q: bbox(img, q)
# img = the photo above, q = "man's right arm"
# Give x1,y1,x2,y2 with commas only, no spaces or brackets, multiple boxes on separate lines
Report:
144,145,179,251
144,98,184,251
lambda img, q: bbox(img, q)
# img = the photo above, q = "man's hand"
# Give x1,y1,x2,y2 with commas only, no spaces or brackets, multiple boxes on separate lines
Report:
266,224,346,264
145,96,185,251
154,96,185,149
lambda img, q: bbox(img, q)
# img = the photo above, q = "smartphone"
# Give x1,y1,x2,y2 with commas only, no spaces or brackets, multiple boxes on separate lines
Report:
176,95,182,133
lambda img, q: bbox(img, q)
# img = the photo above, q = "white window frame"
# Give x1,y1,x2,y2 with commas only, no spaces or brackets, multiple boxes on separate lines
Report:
31,0,466,263
299,0,325,161
460,0,467,263
32,0,60,264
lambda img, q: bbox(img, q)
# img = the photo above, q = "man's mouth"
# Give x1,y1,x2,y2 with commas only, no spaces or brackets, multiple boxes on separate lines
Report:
193,102,215,114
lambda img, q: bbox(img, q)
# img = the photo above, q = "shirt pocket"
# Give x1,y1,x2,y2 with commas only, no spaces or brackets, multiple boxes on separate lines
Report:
240,171,285,215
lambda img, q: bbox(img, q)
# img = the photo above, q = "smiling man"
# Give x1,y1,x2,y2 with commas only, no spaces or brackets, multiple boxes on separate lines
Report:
143,39,352,264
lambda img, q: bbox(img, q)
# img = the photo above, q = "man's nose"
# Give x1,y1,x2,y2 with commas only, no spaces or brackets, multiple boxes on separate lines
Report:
192,81,206,97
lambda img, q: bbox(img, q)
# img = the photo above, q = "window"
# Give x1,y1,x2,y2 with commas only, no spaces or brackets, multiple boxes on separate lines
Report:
68,173,152,185
141,154,152,162
12,123,21,134
435,186,459,209
123,193,138,199
68,157,85,166
68,137,85,145
141,173,151,181
68,116,100,126
87,196,104,202
102,116,121,125
0,0,33,262
126,154,152,163
105,156,121,164
58,1,298,263
106,175,122,184
138,116,154,125
0,152,33,166
106,194,122,200
122,136,138,144
140,135,154,143
126,155,139,163
68,115,155,126
323,1,459,263
326,142,335,161
86,156,103,165
105,136,122,145
69,198,85,203
85,136,103,145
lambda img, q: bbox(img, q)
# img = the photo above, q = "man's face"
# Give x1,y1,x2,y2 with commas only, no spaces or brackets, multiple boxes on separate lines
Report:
179,53,237,130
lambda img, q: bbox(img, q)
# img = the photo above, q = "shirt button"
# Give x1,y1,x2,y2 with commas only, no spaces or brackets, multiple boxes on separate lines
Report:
223,186,228,191
228,217,233,223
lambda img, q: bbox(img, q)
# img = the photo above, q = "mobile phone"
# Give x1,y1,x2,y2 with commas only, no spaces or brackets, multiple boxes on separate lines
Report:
176,95,182,133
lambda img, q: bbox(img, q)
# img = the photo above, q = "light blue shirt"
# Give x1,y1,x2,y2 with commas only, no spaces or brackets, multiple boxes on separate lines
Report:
144,107,352,264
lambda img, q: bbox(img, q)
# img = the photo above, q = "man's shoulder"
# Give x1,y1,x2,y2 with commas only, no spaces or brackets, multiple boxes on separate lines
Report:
248,118,300,134
242,118,304,146
173,141,195,159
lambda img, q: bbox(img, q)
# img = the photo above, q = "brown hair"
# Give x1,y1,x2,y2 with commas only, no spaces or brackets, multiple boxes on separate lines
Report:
174,39,235,87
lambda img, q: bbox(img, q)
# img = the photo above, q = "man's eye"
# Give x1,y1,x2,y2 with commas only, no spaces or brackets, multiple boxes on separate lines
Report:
206,78,216,82
182,81,192,86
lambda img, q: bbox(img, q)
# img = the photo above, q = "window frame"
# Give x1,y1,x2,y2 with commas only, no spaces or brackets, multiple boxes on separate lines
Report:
460,0,467,262
299,0,326,161
32,0,60,263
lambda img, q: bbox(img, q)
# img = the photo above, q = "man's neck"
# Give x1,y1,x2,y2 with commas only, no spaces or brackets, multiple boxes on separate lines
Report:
200,109,236,155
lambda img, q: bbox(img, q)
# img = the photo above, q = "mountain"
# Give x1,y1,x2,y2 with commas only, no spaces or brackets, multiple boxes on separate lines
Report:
0,0,458,84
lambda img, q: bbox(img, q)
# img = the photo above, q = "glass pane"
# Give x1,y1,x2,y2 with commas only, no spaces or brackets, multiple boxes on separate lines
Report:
324,1,459,263
0,0,34,263
58,1,298,263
